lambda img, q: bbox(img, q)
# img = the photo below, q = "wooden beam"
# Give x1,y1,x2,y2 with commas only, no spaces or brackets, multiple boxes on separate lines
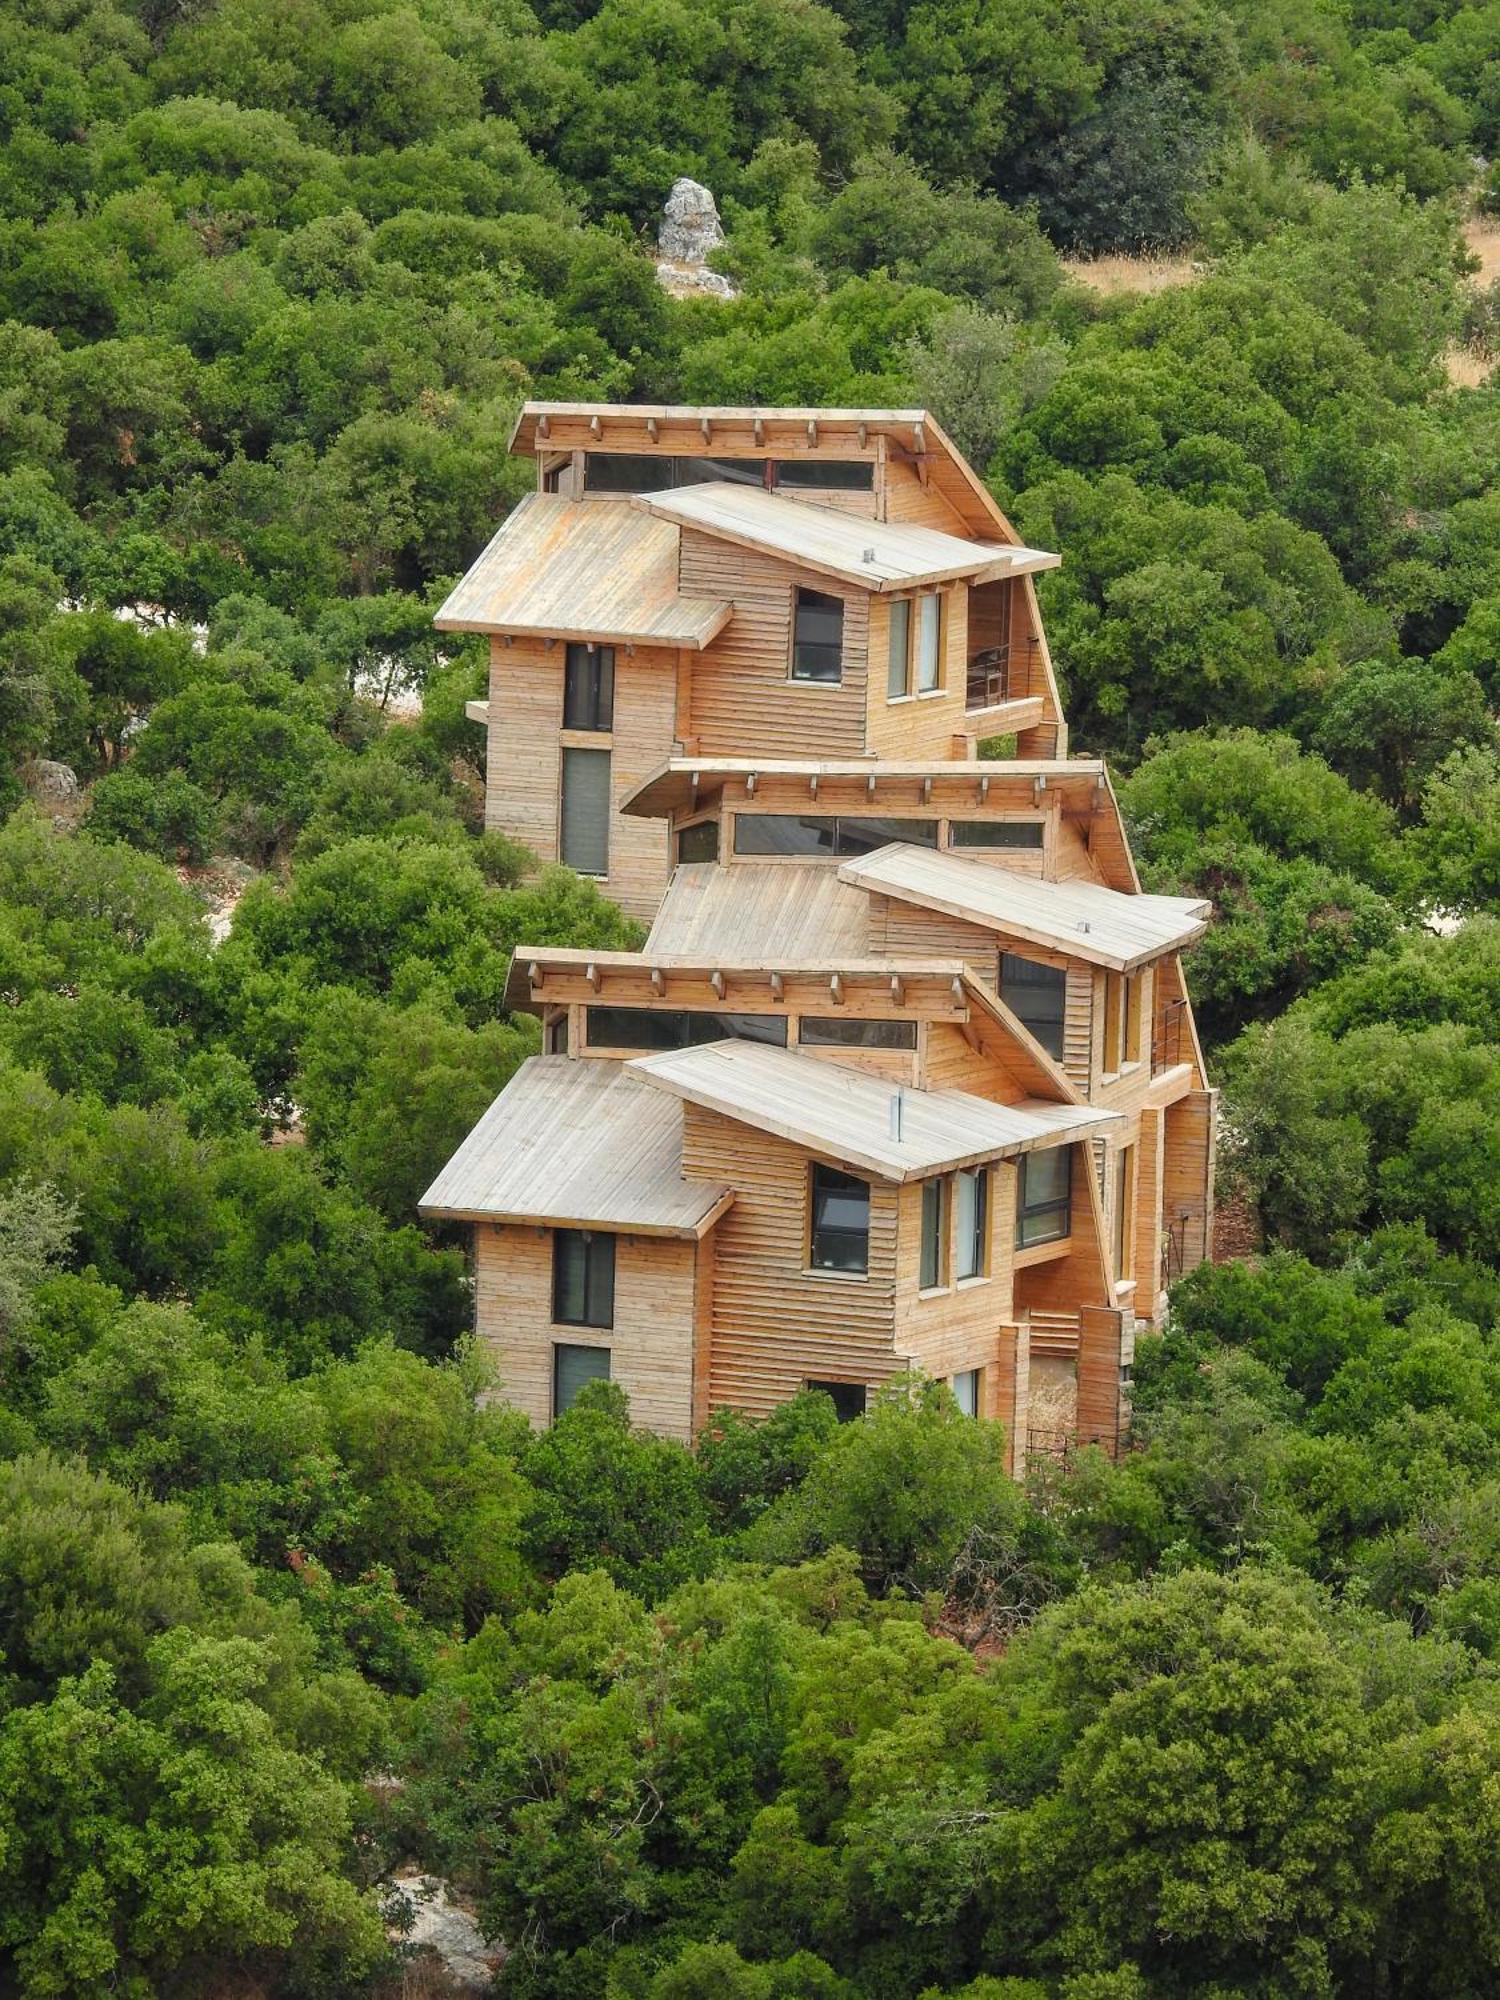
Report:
650,967,666,996
585,962,600,991
536,414,550,440
753,417,764,446
589,414,602,439
701,416,712,443
710,970,726,999
807,419,818,447
890,974,905,1006
528,960,542,991
646,416,659,442
770,971,784,1001
979,774,990,804
829,973,844,1006
809,775,820,799
857,422,868,449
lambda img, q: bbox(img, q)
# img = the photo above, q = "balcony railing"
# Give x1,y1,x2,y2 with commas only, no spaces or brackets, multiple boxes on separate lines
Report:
1151,996,1188,1074
966,636,1041,712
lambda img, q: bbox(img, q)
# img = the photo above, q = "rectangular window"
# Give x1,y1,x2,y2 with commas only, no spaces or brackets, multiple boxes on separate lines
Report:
956,1166,988,1280
559,747,610,876
791,587,844,684
951,1368,980,1417
563,644,614,732
675,455,767,486
949,820,1046,850
1114,1145,1135,1278
809,1163,870,1274
1016,1147,1073,1249
887,597,911,700
1000,952,1067,1059
915,592,943,693
545,1011,570,1054
798,1017,917,1050
774,461,874,491
676,818,719,864
809,1379,869,1420
553,1342,611,1417
553,1229,615,1328
920,1176,948,1290
1103,972,1125,1074
585,1007,787,1050
1124,972,1143,1064
733,815,937,858
583,453,674,493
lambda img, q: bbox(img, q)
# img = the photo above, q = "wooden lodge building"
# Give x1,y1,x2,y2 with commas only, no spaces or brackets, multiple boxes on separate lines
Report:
420,404,1216,1465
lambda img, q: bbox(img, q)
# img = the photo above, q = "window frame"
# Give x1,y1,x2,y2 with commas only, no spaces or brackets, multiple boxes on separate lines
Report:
951,1367,981,1417
675,817,719,864
559,745,610,878
885,590,946,701
999,951,1067,1060
732,813,939,859
552,1228,616,1329
948,818,1046,851
789,586,846,685
1015,1147,1073,1250
797,1016,917,1051
584,1007,787,1051
955,1165,989,1282
808,1162,871,1276
553,1341,611,1418
919,1175,949,1292
562,643,615,733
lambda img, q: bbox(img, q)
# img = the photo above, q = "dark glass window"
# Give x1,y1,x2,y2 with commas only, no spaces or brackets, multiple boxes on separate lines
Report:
546,1011,569,1054
950,819,1045,850
809,1163,870,1273
675,455,767,486
563,643,614,732
560,748,610,876
586,1008,787,1050
809,1379,868,1421
775,460,875,491
1016,1147,1072,1249
956,1168,987,1280
554,1342,610,1416
676,818,719,864
951,1368,980,1416
583,453,674,493
798,1017,917,1050
553,1229,615,1327
1000,951,1066,1058
920,1177,947,1290
791,588,844,684
733,815,937,858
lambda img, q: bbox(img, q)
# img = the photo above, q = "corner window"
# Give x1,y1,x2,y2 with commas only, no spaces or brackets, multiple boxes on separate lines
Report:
791,587,844,684
956,1166,988,1280
951,1368,980,1417
733,814,937,858
949,820,1045,851
809,1163,870,1274
676,818,718,864
553,1228,615,1328
554,1342,611,1416
560,747,610,876
563,644,614,732
1016,1147,1072,1249
585,1008,787,1050
1000,951,1066,1059
920,1176,948,1290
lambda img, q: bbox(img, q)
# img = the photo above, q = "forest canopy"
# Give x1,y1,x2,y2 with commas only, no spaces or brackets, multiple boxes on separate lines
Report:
4,0,1500,1993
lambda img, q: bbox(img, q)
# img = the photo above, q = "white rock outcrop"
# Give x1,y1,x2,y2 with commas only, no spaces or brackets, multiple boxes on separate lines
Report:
655,176,738,300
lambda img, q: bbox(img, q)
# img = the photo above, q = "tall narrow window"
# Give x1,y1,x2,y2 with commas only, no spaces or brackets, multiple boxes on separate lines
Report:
887,597,911,700
1114,1146,1135,1279
1016,1147,1073,1249
1103,972,1124,1074
809,1163,870,1273
956,1166,988,1280
920,1176,948,1290
560,747,610,876
951,1368,980,1417
553,1228,615,1328
1000,952,1067,1059
554,1342,610,1417
563,644,613,731
916,592,943,692
1124,972,1143,1064
791,588,844,683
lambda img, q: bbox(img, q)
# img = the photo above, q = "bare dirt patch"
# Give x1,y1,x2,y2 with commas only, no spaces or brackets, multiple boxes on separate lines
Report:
1062,252,1201,297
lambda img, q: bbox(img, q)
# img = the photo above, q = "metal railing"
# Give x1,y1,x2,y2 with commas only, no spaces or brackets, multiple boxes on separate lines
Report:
966,636,1040,712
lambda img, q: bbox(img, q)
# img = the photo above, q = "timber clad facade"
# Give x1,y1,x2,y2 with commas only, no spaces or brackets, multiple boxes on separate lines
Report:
423,402,1217,1467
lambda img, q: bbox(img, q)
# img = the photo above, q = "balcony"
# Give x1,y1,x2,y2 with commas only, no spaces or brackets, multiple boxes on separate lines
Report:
964,636,1046,734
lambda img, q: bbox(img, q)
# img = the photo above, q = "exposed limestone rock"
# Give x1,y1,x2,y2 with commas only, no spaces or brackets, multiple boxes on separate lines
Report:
655,176,738,300
22,759,78,803
384,1874,505,1993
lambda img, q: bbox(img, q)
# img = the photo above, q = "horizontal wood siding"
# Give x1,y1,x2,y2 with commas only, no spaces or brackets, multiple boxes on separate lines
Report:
896,1160,1018,1387
474,1223,698,1440
1165,1088,1218,1271
864,583,972,761
680,1102,900,1418
680,529,870,758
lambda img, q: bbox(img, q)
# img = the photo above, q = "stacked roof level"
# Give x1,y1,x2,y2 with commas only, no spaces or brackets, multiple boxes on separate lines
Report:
421,403,1216,1461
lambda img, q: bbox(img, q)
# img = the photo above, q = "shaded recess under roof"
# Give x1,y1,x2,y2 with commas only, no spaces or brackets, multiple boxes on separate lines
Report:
621,757,1105,818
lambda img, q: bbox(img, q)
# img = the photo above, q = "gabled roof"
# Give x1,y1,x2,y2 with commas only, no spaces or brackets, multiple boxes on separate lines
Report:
645,862,870,959
507,402,1021,541
634,482,1058,593
631,1040,1121,1182
839,845,1210,973
418,1056,731,1237
621,757,1105,818
433,495,730,649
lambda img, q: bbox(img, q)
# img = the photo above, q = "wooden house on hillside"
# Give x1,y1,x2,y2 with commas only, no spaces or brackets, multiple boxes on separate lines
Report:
421,403,1216,1467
